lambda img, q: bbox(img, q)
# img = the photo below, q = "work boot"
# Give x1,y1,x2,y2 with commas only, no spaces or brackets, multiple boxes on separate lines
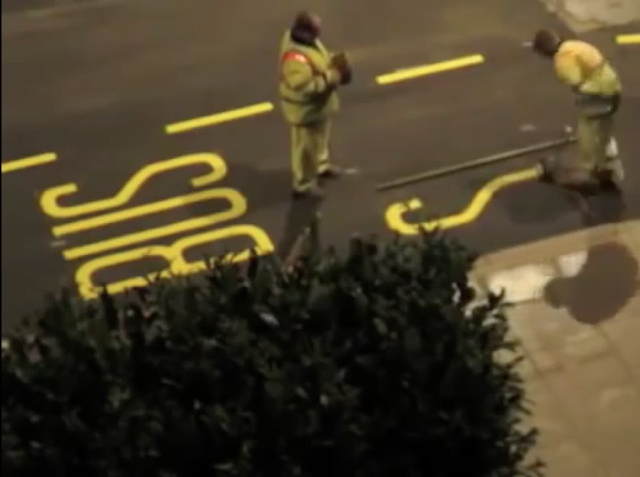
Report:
595,163,624,193
600,158,625,182
538,156,599,191
292,184,324,200
537,156,557,183
318,165,342,179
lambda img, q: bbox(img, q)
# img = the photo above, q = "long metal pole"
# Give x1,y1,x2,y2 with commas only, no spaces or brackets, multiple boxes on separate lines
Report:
375,135,576,192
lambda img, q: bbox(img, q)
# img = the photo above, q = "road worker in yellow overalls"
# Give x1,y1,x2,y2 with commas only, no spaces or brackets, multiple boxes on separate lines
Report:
532,29,623,190
278,12,353,199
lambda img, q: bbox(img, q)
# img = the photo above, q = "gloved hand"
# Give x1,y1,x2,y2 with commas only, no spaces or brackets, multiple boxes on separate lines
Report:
324,68,342,87
330,52,352,85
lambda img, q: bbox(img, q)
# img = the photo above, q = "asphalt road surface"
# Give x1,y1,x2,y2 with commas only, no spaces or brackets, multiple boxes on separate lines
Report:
2,0,639,329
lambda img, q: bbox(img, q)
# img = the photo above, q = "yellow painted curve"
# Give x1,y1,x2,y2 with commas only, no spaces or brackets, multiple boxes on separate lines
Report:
75,224,275,299
40,153,227,219
385,167,540,235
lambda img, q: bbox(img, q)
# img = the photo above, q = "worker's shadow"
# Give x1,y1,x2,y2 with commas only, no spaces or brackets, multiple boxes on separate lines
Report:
499,179,627,227
543,240,639,324
218,163,293,212
182,162,293,227
173,158,325,264
582,190,627,227
275,196,323,261
216,162,325,261
497,180,574,223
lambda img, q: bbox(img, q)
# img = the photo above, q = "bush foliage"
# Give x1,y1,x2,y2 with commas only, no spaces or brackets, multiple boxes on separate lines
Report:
2,233,541,477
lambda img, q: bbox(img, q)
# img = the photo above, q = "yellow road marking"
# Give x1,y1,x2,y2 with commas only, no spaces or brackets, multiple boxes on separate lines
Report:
62,189,246,260
75,224,274,299
376,54,485,85
165,102,275,134
1,153,56,174
40,153,227,219
52,188,241,237
385,167,539,235
31,151,276,300
616,34,640,45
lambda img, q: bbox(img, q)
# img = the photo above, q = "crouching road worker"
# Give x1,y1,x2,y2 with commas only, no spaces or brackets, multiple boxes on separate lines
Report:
532,29,623,190
279,11,353,199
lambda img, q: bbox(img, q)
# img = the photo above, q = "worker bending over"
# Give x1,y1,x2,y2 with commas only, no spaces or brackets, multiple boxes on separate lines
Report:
278,11,353,199
532,29,623,189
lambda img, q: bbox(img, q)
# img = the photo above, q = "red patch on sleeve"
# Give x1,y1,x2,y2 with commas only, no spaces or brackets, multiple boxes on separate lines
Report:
281,51,310,65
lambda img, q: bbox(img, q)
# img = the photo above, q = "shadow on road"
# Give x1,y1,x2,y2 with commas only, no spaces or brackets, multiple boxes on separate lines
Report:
498,180,575,224
181,162,292,224
276,198,322,261
497,180,627,227
223,163,293,213
579,187,628,227
543,241,639,324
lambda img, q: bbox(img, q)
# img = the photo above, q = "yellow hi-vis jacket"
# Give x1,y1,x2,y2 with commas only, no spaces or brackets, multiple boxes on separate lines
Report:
553,40,621,97
278,31,339,126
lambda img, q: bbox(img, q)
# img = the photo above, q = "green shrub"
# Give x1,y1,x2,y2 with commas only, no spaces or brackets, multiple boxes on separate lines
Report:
2,233,542,477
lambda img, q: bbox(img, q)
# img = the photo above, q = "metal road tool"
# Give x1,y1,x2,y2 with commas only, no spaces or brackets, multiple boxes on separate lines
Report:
376,126,576,192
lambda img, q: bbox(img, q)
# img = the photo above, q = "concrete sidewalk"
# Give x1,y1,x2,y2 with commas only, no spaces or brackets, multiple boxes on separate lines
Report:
538,0,640,32
473,220,640,477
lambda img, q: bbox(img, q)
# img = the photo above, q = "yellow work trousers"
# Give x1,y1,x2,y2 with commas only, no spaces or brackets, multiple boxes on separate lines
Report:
575,113,615,171
290,121,331,192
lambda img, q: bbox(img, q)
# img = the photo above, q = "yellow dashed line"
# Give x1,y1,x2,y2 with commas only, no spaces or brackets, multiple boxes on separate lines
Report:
165,102,274,134
1,153,57,174
163,55,486,131
375,54,485,85
616,34,640,45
